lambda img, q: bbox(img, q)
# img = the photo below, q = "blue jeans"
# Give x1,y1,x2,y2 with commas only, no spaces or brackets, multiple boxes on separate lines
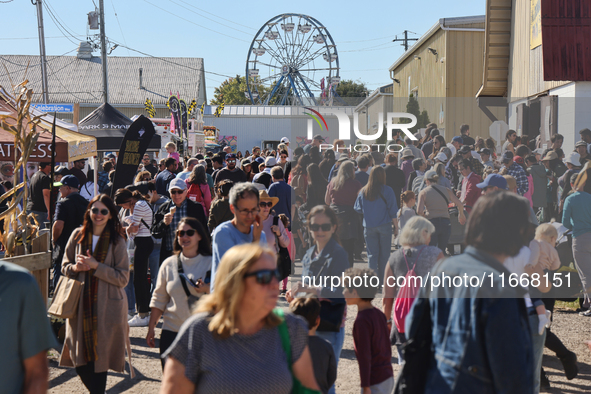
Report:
149,245,161,295
317,327,345,394
529,311,547,394
428,217,451,253
124,271,136,314
364,223,392,280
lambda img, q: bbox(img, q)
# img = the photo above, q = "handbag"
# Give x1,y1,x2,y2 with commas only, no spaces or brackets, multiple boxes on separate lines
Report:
393,247,425,333
48,275,84,319
126,237,135,271
177,255,200,309
273,216,292,281
275,308,322,394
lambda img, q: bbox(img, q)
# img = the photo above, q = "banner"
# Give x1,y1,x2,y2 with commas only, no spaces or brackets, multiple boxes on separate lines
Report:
168,95,181,139
180,99,188,138
111,115,156,197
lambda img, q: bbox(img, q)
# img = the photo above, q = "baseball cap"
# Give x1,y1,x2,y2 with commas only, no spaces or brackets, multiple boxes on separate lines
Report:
564,152,581,166
502,151,514,163
424,170,438,181
255,156,265,164
225,153,237,161
576,140,588,148
435,152,448,162
452,136,464,144
281,137,290,143
514,155,525,165
168,178,187,191
55,166,70,176
312,134,325,142
106,153,116,159
542,151,558,161
477,174,508,190
241,158,251,166
265,156,277,167
458,145,471,154
478,148,491,156
54,174,79,189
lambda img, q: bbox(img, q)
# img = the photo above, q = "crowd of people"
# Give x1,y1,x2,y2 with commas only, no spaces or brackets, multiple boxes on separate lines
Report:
5,124,591,394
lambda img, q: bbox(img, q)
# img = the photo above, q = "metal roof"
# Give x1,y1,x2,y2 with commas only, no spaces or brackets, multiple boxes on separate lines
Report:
0,55,205,106
388,15,485,72
354,83,393,111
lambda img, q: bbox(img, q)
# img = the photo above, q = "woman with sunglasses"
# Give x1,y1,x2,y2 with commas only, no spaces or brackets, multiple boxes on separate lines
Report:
59,194,131,393
286,205,348,385
161,243,319,393
114,188,155,327
147,218,211,369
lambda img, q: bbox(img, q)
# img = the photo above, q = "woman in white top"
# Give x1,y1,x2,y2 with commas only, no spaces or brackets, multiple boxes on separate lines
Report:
147,217,212,368
258,190,290,253
115,188,154,327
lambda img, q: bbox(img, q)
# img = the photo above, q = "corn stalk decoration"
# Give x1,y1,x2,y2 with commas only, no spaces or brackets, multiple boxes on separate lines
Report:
0,80,46,256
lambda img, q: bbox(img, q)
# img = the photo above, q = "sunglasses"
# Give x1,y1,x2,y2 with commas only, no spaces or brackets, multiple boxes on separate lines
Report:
177,229,196,237
244,268,280,285
227,160,236,163
259,201,273,208
170,190,185,195
309,223,333,232
91,208,109,216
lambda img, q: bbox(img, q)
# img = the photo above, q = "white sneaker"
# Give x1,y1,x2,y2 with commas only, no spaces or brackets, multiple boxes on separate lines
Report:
128,315,149,327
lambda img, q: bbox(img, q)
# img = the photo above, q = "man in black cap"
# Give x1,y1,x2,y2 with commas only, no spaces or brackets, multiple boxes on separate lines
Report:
51,175,89,292
69,158,88,187
214,153,247,185
26,162,52,228
50,166,70,220
478,148,494,168
304,134,325,154
458,145,484,177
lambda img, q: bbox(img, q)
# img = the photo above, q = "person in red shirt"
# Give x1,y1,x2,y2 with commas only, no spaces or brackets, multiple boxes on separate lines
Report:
343,267,394,394
457,159,482,213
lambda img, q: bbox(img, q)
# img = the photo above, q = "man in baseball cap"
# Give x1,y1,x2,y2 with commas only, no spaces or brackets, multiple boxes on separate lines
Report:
214,153,247,185
477,173,508,194
304,134,325,154
153,177,207,264
575,140,590,167
501,151,529,196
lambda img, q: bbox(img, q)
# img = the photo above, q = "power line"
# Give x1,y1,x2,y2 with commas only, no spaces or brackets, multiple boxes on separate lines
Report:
174,0,255,31
44,0,83,39
109,0,131,56
0,48,78,79
141,0,249,43
340,41,395,53
166,0,251,35
0,35,85,40
42,1,79,45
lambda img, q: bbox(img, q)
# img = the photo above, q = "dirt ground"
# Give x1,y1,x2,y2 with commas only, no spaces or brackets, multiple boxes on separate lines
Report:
48,259,591,393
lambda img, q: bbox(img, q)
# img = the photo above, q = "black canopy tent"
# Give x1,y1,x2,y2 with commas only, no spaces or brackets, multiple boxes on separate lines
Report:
77,103,161,151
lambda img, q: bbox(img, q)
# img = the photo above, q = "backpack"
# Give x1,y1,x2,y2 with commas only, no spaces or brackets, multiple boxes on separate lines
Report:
187,182,204,204
394,246,426,333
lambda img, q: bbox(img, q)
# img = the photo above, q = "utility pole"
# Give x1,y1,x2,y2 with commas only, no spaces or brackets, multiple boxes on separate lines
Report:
99,0,108,103
34,0,49,104
393,30,419,52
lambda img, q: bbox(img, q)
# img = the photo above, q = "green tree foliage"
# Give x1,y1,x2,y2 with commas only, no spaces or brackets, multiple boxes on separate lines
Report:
403,95,430,134
335,79,368,97
211,75,251,105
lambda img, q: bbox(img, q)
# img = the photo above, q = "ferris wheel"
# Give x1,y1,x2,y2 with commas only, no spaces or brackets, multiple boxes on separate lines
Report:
245,13,340,106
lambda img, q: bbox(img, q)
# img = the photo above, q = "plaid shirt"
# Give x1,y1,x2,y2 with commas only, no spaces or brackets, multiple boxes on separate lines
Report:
164,199,188,251
469,157,484,178
505,162,529,196
97,171,109,193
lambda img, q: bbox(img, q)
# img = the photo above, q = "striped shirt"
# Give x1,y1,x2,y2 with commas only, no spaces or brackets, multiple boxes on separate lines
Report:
131,200,153,238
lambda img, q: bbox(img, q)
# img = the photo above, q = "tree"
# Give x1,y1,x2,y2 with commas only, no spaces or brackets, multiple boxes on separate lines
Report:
211,75,251,105
335,79,368,97
403,95,430,134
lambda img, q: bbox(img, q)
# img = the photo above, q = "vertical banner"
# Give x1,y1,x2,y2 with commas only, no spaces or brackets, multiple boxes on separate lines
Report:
180,99,188,138
168,95,183,157
111,115,156,197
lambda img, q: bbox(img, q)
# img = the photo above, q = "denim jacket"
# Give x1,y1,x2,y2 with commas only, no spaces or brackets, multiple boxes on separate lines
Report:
301,237,349,299
406,247,533,394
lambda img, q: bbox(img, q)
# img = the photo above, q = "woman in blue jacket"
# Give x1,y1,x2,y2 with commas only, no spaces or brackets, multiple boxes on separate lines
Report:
355,166,399,279
286,205,348,377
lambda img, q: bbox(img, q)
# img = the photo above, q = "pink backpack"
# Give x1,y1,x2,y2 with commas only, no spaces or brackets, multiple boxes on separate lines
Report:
394,246,425,333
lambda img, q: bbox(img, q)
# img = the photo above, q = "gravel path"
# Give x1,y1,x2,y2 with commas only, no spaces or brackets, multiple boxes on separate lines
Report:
48,260,591,393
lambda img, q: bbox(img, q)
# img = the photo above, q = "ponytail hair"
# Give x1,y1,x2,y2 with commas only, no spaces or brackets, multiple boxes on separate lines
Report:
114,188,149,205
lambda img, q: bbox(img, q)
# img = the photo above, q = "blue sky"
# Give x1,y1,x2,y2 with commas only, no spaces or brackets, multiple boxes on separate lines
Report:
1,0,484,102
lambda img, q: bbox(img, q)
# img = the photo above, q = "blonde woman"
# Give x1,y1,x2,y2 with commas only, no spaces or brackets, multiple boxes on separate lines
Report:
161,244,319,393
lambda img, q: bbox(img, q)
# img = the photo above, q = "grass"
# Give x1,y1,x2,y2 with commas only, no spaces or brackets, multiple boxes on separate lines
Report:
555,300,580,311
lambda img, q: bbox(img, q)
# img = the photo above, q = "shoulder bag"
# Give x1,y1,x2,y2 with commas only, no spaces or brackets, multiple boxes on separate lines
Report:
48,274,84,319
273,216,292,281
275,308,322,394
177,255,200,309
393,246,426,333
431,184,460,216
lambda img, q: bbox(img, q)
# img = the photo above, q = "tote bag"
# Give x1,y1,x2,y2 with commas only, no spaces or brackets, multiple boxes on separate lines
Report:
48,275,83,319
